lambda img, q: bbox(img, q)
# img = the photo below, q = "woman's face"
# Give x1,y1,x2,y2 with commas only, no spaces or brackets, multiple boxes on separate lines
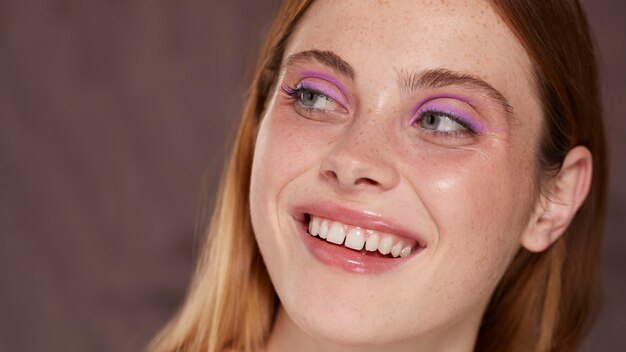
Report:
250,0,542,349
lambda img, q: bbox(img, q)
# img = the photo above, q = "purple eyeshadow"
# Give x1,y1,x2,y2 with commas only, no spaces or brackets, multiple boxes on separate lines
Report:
298,81,349,108
409,99,488,133
297,70,352,105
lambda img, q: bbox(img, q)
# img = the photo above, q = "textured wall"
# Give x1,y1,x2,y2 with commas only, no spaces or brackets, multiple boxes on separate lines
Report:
0,1,623,351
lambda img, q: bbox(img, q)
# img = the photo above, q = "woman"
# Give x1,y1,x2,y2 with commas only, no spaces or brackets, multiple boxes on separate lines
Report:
150,0,607,351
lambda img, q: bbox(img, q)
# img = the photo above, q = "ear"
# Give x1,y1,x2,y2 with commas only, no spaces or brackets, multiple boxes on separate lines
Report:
521,146,593,253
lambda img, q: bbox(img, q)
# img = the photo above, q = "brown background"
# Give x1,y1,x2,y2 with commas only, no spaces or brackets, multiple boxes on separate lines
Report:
0,1,624,351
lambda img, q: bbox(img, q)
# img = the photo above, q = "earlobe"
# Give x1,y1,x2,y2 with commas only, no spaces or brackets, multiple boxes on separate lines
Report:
521,146,593,253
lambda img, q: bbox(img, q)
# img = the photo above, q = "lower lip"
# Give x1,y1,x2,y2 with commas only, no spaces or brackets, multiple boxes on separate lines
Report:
296,221,415,274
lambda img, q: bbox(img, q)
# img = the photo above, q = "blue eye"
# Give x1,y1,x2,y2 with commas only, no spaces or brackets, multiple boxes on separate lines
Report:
281,84,344,114
411,109,479,137
418,111,467,132
298,90,333,108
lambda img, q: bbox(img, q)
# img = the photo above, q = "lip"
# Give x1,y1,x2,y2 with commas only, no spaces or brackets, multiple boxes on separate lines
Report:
292,201,426,246
290,201,427,274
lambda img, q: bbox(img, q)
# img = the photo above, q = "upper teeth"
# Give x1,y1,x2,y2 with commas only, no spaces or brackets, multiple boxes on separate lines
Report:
307,216,414,258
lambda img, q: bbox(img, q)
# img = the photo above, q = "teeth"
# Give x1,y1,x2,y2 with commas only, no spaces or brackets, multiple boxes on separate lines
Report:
391,243,402,258
319,220,329,239
310,217,320,236
378,236,393,255
400,246,412,258
326,222,346,245
345,228,365,250
306,216,418,259
365,232,379,252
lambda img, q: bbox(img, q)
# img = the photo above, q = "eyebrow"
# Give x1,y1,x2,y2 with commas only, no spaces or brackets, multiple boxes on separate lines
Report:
283,49,513,116
398,68,514,116
284,49,355,80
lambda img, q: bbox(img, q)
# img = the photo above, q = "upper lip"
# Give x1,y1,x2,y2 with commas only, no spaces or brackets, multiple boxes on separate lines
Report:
291,200,427,248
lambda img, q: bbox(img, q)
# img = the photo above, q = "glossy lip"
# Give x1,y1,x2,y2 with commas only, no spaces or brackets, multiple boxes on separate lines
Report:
292,201,427,246
290,201,427,274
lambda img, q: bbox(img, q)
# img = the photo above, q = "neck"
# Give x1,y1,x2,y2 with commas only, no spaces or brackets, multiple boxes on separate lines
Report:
264,305,481,352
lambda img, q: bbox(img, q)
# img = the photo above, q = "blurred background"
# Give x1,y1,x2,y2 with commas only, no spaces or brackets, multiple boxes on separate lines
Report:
0,1,623,351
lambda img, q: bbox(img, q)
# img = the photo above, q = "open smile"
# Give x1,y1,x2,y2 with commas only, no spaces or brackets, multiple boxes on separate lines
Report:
306,215,417,258
292,202,427,274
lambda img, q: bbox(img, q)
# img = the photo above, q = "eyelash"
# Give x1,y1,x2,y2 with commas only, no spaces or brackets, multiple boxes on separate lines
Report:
281,84,331,114
413,109,478,136
281,83,304,97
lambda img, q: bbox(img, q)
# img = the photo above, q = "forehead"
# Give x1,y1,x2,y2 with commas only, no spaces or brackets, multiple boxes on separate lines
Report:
284,0,539,118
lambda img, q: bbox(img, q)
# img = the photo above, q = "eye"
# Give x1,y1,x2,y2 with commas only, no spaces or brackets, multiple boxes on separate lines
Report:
281,82,348,118
409,98,486,138
298,89,336,110
418,111,468,133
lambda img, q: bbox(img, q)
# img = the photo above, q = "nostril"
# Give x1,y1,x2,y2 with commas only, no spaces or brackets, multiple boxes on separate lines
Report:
355,177,379,186
322,169,380,188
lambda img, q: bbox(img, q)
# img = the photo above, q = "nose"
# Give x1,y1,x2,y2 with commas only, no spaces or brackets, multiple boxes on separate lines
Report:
320,124,400,193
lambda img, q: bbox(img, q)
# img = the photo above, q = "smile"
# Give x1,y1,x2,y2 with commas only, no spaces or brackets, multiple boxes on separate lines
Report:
292,202,426,274
307,215,416,258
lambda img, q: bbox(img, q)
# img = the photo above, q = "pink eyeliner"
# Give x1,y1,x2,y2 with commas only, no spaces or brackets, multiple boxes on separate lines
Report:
299,81,350,108
297,70,352,105
408,95,491,133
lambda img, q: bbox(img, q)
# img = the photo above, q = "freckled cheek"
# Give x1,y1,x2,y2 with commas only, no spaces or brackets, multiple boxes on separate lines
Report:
255,112,335,184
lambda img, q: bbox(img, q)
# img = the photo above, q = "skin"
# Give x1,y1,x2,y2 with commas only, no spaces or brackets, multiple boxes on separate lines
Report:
248,0,592,351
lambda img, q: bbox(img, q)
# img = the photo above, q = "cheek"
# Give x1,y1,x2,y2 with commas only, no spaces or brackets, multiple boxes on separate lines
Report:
252,111,326,190
250,109,333,246
408,144,535,295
